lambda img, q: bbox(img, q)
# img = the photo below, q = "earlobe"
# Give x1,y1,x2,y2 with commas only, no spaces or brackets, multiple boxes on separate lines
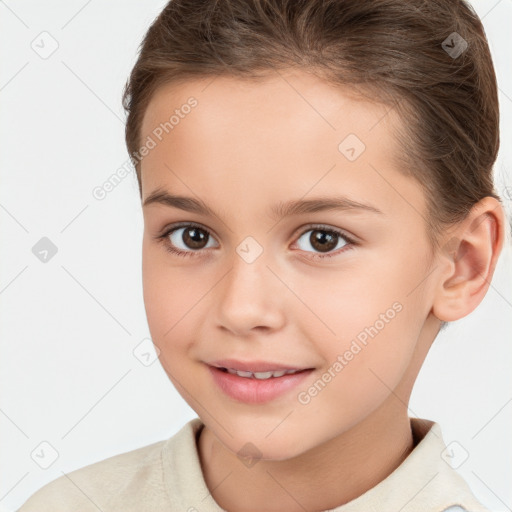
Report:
431,197,505,322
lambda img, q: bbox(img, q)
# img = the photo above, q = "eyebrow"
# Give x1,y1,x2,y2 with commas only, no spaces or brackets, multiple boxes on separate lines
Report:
142,188,383,220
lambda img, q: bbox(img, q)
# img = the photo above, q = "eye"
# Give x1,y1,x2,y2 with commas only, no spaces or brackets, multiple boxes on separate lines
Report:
156,223,218,259
155,222,356,260
292,224,356,260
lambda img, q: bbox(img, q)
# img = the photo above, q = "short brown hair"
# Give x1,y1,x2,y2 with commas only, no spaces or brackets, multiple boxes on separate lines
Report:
122,0,501,250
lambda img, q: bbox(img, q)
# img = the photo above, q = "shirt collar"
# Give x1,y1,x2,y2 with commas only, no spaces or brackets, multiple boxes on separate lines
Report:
327,417,489,512
163,417,489,512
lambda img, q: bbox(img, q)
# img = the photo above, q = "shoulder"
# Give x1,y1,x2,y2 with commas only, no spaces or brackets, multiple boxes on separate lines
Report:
17,439,166,512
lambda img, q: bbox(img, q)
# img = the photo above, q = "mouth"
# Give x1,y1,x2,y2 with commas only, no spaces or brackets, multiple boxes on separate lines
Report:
215,366,311,380
209,358,314,374
207,362,315,404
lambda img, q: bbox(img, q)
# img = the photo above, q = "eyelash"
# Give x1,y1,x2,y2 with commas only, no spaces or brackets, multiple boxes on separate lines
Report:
155,222,357,261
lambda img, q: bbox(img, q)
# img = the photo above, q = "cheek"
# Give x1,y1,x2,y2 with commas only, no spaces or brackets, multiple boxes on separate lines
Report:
295,303,416,435
141,240,200,359
285,254,411,348
293,252,427,412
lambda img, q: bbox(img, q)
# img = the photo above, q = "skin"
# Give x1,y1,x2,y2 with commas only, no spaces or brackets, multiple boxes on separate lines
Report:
139,70,505,511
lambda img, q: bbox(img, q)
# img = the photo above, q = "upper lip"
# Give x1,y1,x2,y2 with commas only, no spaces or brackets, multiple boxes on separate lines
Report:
208,358,313,373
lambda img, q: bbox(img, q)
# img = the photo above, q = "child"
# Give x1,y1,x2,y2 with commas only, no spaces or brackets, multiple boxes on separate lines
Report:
18,0,507,510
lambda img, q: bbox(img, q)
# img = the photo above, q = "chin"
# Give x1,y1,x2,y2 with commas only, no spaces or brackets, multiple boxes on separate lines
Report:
223,433,311,464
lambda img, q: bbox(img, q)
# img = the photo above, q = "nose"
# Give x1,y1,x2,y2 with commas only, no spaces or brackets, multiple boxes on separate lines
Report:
214,249,287,337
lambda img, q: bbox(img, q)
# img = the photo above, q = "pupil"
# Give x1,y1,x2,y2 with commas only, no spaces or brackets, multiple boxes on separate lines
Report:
184,227,207,249
311,230,337,252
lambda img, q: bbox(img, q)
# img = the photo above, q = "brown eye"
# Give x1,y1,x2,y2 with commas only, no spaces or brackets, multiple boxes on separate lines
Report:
158,223,355,261
309,230,339,253
162,224,218,255
294,225,354,259
180,226,209,249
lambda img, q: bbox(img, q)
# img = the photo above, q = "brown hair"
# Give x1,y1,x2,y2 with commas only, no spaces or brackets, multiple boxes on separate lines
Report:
122,0,502,252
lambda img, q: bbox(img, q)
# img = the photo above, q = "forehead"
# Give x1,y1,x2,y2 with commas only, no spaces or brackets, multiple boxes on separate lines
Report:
141,71,394,145
139,71,425,224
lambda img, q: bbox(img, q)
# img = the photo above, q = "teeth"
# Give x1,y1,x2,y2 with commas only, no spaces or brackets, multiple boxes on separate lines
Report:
264,370,286,378
225,368,301,379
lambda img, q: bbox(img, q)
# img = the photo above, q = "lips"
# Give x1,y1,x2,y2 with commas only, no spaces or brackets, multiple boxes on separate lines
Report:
207,364,314,404
220,367,305,379
209,358,313,373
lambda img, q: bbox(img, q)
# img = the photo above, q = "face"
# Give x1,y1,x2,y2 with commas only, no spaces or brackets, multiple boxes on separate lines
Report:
140,70,439,460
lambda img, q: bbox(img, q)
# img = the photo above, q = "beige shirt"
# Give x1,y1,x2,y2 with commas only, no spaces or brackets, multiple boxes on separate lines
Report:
18,417,490,512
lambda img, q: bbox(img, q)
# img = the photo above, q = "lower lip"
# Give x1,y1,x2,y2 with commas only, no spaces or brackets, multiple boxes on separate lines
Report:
207,365,314,404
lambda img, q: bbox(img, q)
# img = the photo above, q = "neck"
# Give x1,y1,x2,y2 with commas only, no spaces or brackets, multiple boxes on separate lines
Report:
198,398,415,512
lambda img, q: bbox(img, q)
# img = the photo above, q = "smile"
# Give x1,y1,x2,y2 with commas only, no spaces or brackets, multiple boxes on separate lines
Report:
208,364,314,404
219,367,305,379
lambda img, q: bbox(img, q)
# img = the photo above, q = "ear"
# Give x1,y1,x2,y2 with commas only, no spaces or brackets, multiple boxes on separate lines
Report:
431,197,506,322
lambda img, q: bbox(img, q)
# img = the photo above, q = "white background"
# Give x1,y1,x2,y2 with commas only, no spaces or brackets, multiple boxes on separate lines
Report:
1,1,511,511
